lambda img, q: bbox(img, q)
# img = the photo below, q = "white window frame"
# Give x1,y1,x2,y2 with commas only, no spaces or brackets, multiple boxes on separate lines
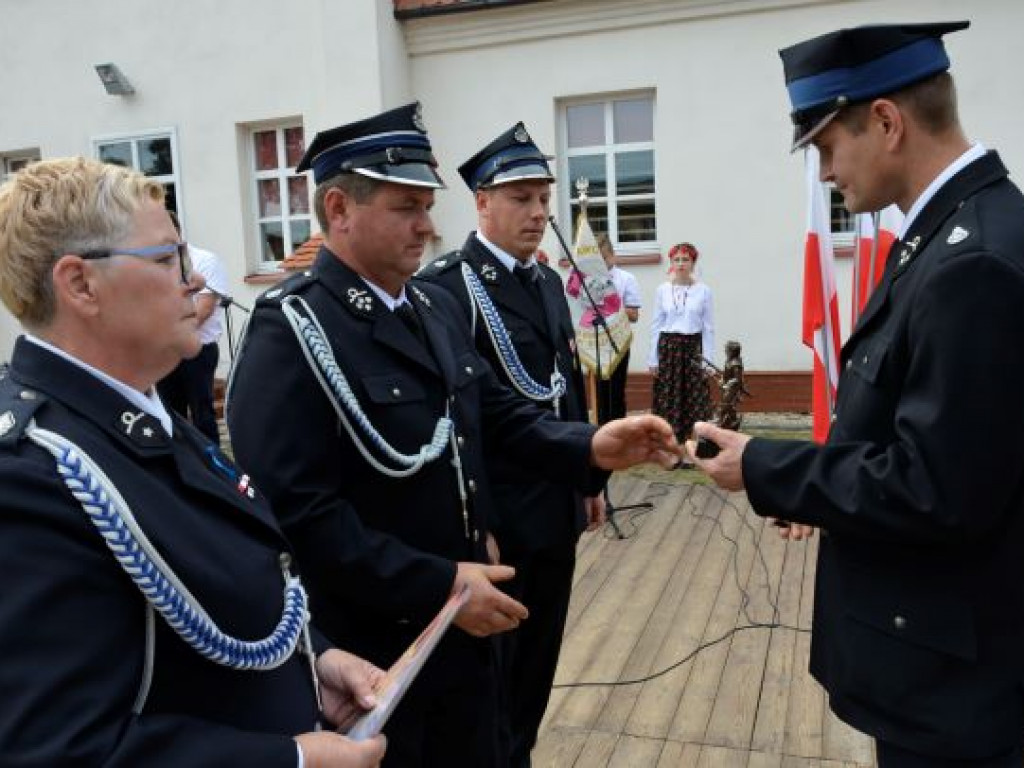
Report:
247,123,311,273
828,186,855,248
559,91,658,253
92,127,182,224
1,151,40,183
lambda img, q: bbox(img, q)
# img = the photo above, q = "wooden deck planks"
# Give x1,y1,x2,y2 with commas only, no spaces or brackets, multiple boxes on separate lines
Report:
533,474,875,768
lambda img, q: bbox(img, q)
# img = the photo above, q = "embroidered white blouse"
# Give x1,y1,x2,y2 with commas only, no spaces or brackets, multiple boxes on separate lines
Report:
647,281,715,368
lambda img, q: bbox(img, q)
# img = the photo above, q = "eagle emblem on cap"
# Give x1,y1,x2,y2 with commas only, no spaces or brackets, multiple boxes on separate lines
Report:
513,125,531,144
412,103,427,133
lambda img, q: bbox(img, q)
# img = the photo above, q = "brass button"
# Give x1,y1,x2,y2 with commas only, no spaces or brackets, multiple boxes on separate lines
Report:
464,366,474,375
862,354,869,364
468,479,477,493
392,387,401,398
845,359,852,370
473,529,480,542
893,615,907,631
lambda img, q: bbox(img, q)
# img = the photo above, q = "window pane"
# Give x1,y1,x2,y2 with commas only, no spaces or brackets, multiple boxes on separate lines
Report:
98,142,132,167
290,219,311,252
613,98,653,143
830,188,853,232
617,199,657,242
254,130,278,171
288,176,310,215
139,137,173,176
567,103,605,148
259,221,285,262
615,150,654,195
567,155,607,198
258,179,282,218
285,127,305,168
571,202,608,239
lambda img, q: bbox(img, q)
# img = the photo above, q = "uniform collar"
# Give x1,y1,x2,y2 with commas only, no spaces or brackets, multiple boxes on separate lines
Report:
23,333,174,437
10,336,174,453
899,142,986,239
474,230,537,273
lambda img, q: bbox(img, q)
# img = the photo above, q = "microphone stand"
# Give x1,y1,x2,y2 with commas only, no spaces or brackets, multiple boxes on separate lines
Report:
216,294,251,364
548,215,651,540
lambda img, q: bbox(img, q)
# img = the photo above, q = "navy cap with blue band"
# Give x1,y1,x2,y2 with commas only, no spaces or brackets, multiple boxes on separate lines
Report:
780,21,969,151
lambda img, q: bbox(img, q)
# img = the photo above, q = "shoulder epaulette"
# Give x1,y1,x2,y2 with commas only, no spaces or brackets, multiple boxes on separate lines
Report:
254,270,317,309
0,365,48,448
417,250,466,277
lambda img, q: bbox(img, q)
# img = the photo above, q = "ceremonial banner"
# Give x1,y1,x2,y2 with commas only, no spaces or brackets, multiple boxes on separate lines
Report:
564,191,632,380
852,204,903,323
803,146,842,444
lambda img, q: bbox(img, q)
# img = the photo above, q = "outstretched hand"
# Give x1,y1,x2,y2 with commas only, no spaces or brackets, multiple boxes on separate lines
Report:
452,562,528,637
591,414,680,470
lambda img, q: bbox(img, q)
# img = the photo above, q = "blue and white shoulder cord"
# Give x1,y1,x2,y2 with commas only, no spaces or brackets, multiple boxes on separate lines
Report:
281,295,474,536
460,263,566,418
25,422,320,716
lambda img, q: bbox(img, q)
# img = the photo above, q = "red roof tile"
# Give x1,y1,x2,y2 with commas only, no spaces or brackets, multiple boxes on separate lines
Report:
281,233,323,271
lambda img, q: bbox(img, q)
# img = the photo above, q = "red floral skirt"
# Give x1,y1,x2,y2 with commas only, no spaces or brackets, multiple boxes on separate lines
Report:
653,332,712,441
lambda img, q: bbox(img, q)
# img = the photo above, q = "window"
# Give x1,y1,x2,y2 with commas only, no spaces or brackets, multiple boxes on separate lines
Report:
561,94,657,251
829,187,855,248
1,151,40,183
94,129,180,215
249,124,311,269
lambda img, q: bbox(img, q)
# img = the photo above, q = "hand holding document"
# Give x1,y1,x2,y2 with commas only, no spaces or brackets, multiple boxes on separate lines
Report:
345,585,471,741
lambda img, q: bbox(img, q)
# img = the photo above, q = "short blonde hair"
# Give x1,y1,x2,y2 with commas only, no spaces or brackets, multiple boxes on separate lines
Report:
0,157,164,328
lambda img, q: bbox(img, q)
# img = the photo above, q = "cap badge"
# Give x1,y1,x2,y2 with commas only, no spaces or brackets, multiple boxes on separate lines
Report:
410,285,432,308
0,410,15,438
513,125,531,144
412,104,427,133
947,225,970,245
480,263,498,282
346,287,374,313
386,147,402,164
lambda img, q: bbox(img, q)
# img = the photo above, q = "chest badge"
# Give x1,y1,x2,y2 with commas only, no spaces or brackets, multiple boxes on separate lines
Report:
480,263,498,283
947,225,971,245
0,410,14,439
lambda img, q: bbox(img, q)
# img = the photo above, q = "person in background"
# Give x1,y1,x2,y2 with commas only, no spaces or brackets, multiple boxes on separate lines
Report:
0,156,385,767
595,233,641,423
648,242,714,448
691,21,1024,767
156,212,228,444
226,104,681,768
418,121,605,767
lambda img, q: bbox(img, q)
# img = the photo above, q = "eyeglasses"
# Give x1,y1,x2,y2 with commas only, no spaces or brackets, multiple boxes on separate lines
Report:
79,242,192,284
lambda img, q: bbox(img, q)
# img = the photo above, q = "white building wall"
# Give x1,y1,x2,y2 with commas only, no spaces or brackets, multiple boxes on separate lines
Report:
405,0,1024,371
1,0,1021,376
0,0,411,362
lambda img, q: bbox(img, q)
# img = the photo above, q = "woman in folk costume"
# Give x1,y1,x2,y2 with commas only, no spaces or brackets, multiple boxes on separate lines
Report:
649,242,715,446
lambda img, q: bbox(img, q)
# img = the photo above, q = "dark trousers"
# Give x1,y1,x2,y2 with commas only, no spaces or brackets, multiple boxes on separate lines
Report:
876,740,1024,767
596,349,630,424
158,342,220,444
382,631,503,767
501,546,576,768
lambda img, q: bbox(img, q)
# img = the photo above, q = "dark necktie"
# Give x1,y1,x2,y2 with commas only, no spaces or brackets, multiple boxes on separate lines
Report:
394,302,425,346
514,263,541,307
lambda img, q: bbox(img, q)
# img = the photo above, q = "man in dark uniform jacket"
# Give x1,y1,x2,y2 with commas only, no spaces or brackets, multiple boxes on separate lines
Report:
227,104,680,767
0,157,385,766
692,22,1024,767
418,122,604,767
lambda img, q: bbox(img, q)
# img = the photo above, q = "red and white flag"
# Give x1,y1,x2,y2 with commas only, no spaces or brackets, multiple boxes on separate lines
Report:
851,204,903,323
802,146,842,444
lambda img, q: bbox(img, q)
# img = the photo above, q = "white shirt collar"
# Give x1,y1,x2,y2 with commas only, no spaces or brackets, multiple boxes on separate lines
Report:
475,231,537,273
899,142,986,239
23,333,174,436
359,276,409,310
